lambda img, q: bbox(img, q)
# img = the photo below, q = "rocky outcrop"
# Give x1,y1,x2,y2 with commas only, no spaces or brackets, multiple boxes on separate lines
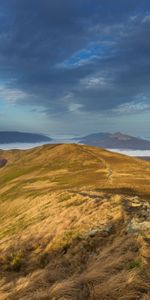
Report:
122,196,150,234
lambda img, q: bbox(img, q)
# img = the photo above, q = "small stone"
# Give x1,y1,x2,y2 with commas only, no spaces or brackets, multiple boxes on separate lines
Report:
131,203,142,207
127,220,150,233
104,224,113,233
88,229,99,237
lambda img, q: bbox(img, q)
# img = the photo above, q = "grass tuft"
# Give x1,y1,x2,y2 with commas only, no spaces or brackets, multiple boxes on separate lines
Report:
128,259,141,270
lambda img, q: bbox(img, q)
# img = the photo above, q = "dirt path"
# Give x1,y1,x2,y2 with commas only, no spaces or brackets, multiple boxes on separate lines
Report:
79,146,113,185
107,166,113,184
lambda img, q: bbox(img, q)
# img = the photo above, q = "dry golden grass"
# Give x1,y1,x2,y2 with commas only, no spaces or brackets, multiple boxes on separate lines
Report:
0,144,150,299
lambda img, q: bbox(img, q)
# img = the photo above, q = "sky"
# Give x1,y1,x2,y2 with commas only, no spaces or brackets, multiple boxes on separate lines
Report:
0,0,150,138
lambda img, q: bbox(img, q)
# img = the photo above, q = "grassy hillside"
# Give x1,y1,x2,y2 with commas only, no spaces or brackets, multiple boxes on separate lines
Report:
0,144,150,300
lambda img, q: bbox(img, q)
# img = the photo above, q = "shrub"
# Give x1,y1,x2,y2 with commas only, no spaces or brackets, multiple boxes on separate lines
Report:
39,252,49,268
128,259,140,270
5,251,23,272
10,255,22,272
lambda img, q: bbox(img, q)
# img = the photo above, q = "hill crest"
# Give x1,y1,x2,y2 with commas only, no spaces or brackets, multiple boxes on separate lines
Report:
0,144,150,300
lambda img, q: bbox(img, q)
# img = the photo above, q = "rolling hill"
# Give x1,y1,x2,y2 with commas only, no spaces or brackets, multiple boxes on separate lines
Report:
0,131,52,144
79,132,150,150
0,144,150,300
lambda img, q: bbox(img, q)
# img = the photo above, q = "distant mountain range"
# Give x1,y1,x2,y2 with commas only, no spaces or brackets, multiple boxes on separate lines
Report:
78,132,150,150
1,131,150,150
0,131,52,144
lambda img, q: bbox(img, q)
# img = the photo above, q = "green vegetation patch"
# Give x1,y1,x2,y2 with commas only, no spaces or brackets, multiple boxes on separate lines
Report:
128,259,141,270
4,250,23,272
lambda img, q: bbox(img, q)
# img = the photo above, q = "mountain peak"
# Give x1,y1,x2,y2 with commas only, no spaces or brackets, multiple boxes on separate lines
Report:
111,132,131,140
79,132,150,150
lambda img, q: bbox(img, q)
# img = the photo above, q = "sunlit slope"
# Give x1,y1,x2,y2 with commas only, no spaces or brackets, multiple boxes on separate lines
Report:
0,144,150,300
0,143,150,195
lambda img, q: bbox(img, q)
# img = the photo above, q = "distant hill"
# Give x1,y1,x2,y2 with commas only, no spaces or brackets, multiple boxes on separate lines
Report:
79,132,150,150
0,131,52,144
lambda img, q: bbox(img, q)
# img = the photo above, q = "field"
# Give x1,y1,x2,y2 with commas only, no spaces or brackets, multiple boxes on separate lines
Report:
0,144,150,300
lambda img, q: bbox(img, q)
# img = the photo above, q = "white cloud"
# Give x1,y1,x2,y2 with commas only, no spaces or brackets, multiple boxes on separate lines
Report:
142,14,150,23
115,100,150,114
68,103,83,112
80,76,106,88
0,85,28,103
130,15,139,22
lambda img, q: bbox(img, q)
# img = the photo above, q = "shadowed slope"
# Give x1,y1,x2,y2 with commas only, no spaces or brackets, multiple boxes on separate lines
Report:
0,144,150,299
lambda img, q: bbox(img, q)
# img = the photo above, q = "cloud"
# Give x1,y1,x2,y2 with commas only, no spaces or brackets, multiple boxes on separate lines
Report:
114,100,150,114
0,85,28,103
0,0,150,135
142,14,150,23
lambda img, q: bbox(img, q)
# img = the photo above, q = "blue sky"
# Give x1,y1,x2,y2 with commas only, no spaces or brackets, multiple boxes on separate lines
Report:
0,0,150,137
